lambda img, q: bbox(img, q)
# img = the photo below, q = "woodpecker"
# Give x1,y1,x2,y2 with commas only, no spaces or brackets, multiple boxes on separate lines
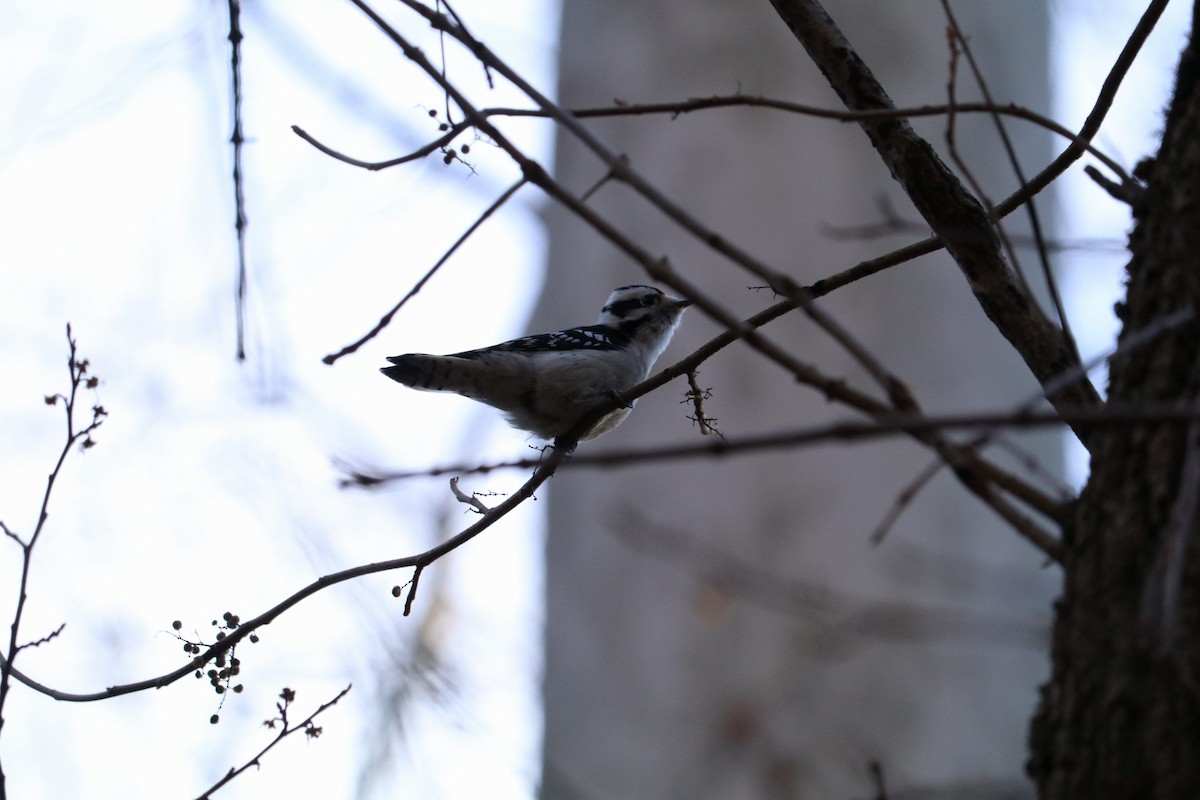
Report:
382,285,691,443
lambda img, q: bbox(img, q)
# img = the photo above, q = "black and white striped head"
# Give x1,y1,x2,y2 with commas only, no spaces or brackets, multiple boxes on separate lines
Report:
597,285,691,327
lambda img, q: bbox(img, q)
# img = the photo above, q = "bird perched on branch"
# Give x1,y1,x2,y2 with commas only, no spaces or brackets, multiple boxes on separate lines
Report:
382,285,691,443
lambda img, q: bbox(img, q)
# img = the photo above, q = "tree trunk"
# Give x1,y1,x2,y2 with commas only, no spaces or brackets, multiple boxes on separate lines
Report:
1029,8,1200,798
541,1,1057,797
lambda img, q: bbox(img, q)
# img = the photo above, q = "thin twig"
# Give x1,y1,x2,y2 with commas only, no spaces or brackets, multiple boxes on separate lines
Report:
18,624,66,651
194,685,351,800
12,318,1191,701
868,304,1193,540
292,122,468,170
941,15,1036,302
990,0,1169,220
227,0,250,362
400,564,424,615
819,197,1125,254
769,0,1103,447
683,371,722,437
0,325,106,793
940,1,1082,368
348,402,1200,495
1,442,568,702
449,476,491,513
344,288,1064,522
321,178,528,365
337,1,1066,541
480,98,1129,182
870,458,942,546
816,0,1165,298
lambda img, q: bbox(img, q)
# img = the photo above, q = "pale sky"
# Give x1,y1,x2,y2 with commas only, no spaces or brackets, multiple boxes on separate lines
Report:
1,2,554,798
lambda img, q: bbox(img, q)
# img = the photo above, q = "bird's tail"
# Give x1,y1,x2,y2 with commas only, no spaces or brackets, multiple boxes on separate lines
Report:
382,354,483,394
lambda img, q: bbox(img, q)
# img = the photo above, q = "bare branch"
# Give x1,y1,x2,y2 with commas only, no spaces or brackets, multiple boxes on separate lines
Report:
768,0,1104,446
0,522,20,548
321,178,528,365
292,121,468,171
194,685,351,800
870,458,942,547
1085,163,1146,206
0,443,568,702
486,97,1129,183
814,0,1165,300
226,0,250,362
990,0,1169,220
820,196,1125,253
449,476,492,513
320,3,1062,544
17,624,66,652
940,0,1081,371
682,371,722,438
0,325,107,791
345,283,1067,526
313,0,1164,460
350,403,1200,505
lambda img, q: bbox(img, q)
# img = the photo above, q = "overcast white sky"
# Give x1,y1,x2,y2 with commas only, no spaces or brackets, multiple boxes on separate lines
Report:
1,3,555,798
0,1,1190,798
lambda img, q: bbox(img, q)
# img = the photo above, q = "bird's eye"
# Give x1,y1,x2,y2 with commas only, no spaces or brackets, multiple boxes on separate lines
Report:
641,294,659,307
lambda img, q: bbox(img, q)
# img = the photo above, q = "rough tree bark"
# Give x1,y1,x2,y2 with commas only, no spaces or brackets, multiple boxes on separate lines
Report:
1028,6,1200,799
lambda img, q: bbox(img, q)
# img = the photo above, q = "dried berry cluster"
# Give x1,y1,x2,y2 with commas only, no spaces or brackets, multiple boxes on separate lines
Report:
426,108,472,165
171,612,259,724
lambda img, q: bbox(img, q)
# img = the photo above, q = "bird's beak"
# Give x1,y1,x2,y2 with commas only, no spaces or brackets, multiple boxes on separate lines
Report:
672,297,693,310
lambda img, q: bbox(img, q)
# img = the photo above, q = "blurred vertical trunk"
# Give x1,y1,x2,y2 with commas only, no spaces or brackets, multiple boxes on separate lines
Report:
539,2,1057,797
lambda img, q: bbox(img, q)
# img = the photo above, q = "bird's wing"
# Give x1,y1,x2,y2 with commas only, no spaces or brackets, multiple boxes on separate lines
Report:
452,325,628,357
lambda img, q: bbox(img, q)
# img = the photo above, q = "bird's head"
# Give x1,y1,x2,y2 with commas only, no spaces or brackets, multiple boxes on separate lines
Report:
597,285,691,327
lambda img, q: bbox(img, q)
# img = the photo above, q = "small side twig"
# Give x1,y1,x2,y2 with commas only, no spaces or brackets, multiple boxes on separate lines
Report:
396,565,424,616
683,371,723,438
321,178,528,365
0,325,106,793
940,1,1082,369
1085,163,1146,206
18,624,66,652
870,458,942,546
449,476,492,513
194,685,351,800
1,439,569,704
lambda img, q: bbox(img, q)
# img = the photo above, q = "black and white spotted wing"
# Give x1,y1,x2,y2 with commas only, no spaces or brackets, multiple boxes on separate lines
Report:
452,325,630,358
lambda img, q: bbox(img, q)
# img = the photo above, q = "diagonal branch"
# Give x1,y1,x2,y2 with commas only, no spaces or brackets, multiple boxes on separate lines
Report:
0,443,567,703
766,0,1104,447
195,685,351,800
298,3,1072,546
320,177,528,364
939,0,1079,364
